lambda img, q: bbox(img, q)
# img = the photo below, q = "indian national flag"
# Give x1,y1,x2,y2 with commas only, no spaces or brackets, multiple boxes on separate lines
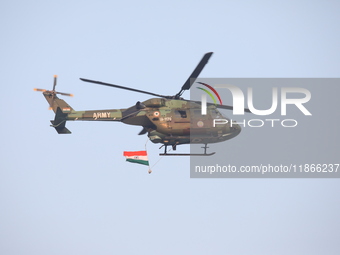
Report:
123,151,149,166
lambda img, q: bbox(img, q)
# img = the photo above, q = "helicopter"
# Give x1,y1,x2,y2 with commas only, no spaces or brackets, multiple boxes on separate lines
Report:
34,52,250,156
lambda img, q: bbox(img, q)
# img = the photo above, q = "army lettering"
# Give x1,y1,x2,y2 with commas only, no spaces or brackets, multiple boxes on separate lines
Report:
93,112,111,120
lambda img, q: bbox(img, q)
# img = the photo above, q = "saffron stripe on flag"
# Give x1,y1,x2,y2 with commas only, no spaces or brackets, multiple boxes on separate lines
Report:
123,151,147,157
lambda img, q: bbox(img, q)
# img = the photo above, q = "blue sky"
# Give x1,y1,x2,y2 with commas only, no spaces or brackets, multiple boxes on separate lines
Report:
1,1,340,254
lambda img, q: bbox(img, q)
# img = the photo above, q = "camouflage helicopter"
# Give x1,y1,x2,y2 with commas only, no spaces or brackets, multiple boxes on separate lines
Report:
34,52,250,156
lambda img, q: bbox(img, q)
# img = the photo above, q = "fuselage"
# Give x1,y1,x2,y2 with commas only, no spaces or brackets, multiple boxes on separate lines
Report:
48,93,241,146
121,98,241,146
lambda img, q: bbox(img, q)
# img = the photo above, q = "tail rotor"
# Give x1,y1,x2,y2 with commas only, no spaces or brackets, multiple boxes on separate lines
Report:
34,75,73,110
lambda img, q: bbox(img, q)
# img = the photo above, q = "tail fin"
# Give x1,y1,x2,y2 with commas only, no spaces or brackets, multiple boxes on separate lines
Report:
34,75,74,134
43,92,74,113
50,107,71,134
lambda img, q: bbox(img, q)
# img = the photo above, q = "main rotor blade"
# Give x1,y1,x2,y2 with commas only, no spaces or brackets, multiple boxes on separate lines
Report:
215,104,251,113
189,100,251,113
175,52,213,98
80,78,166,98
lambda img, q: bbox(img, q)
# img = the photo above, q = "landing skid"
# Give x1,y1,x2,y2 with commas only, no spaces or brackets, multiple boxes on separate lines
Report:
159,152,215,156
159,144,215,156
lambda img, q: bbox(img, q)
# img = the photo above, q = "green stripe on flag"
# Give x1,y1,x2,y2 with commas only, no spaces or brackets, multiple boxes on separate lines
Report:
126,158,149,166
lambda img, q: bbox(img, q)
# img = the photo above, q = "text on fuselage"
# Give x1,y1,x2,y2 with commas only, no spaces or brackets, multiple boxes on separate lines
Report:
93,112,111,120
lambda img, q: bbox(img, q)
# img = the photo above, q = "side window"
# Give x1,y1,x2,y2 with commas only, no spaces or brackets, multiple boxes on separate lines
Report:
194,109,201,116
175,110,187,118
209,109,220,118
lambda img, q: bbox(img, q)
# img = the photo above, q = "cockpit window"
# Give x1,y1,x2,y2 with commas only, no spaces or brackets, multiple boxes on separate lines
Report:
175,110,187,118
209,109,221,118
